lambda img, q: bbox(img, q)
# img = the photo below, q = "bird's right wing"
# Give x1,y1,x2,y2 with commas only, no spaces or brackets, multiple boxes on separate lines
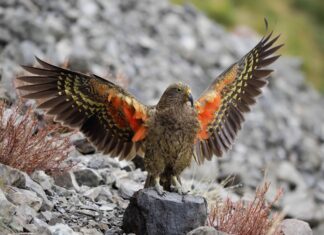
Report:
194,32,283,164
17,58,150,160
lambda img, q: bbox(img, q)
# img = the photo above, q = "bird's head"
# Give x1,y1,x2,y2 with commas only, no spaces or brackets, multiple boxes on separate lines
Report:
157,82,193,110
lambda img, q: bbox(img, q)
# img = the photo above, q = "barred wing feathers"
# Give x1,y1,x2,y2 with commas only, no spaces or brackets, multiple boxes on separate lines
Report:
194,32,283,163
17,58,149,160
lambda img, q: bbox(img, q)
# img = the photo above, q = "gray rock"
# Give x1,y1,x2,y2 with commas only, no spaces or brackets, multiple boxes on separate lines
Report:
123,188,207,235
280,219,313,235
0,188,17,225
74,168,103,187
0,163,53,210
117,178,143,199
31,170,54,191
87,155,119,169
40,211,53,222
282,190,324,224
83,185,113,202
5,186,42,211
187,226,229,235
0,162,27,186
48,223,78,235
0,85,10,102
276,161,307,190
48,217,65,226
53,171,80,191
80,227,103,235
23,175,54,211
73,138,96,155
13,204,37,230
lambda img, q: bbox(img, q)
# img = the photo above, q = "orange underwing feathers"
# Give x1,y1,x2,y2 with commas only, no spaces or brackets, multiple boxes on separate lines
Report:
16,57,149,159
194,31,283,163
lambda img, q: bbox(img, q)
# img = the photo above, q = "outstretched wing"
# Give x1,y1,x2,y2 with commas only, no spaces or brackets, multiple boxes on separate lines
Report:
194,32,283,163
16,58,149,160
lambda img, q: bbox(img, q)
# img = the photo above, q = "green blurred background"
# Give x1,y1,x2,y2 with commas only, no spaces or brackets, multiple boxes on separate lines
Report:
172,0,324,92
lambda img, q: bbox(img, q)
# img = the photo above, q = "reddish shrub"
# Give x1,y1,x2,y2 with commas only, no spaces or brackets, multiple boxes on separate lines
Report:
0,102,73,174
208,182,284,235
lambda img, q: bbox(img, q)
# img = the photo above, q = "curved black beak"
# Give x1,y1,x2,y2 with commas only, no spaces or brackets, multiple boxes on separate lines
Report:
188,93,194,107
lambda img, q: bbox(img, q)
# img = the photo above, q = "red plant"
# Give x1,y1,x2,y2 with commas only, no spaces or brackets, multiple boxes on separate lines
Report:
0,102,73,174
208,182,284,235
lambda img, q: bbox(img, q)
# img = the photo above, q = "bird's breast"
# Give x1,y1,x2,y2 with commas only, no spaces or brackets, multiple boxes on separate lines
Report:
146,107,200,156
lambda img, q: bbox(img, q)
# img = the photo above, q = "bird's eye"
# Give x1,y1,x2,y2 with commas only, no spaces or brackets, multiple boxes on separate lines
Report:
177,88,181,92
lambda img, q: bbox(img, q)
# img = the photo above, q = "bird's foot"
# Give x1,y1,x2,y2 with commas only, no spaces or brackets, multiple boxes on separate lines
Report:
173,184,190,195
171,176,190,195
155,184,166,196
154,177,166,196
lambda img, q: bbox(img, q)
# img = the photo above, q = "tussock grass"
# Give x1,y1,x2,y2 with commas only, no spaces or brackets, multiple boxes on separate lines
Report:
208,182,284,235
0,102,72,175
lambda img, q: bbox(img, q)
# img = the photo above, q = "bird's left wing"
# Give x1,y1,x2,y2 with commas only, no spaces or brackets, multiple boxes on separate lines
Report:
194,32,283,164
16,58,149,160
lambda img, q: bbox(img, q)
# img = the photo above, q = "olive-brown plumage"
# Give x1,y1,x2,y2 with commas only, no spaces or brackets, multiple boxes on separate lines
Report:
144,84,200,193
16,30,282,194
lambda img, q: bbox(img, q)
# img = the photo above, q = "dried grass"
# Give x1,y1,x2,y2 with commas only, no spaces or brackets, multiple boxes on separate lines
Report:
0,101,73,175
208,182,284,235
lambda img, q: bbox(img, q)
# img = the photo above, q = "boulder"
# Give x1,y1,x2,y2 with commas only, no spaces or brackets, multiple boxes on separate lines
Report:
123,188,207,235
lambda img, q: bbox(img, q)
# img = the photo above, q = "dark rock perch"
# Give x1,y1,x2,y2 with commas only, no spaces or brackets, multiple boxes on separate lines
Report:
122,188,207,235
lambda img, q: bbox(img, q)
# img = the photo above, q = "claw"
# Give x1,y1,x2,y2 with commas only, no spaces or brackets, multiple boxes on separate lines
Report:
154,177,166,196
172,176,189,195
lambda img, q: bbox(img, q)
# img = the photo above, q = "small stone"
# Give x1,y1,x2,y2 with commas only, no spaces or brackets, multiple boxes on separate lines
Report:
33,217,50,228
123,188,207,235
280,219,313,235
77,209,100,217
187,226,229,235
40,211,53,222
73,138,96,155
100,170,117,185
99,204,115,211
48,217,65,226
87,155,121,169
83,186,102,201
74,168,103,187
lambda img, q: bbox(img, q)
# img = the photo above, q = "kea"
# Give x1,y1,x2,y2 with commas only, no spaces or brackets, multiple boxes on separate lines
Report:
16,30,282,195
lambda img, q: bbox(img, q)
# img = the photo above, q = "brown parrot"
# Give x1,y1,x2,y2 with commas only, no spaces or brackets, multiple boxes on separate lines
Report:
16,31,282,195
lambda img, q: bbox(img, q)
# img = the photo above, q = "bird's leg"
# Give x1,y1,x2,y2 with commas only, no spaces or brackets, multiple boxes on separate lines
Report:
171,176,189,195
154,176,165,196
